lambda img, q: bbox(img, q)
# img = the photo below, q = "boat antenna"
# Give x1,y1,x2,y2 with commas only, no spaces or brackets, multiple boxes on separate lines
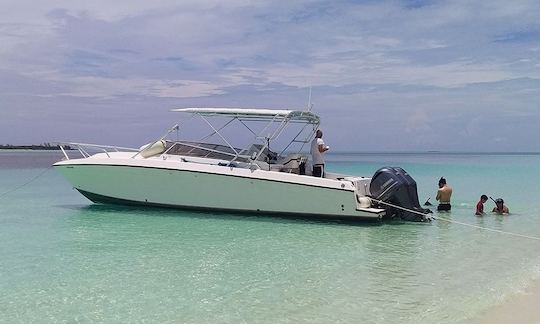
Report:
307,86,313,111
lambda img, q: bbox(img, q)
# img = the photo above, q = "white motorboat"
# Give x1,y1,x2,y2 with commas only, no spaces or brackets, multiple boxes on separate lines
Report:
54,108,430,221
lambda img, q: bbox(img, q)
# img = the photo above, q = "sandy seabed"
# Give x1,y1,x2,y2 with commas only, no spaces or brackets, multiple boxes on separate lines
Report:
470,277,540,324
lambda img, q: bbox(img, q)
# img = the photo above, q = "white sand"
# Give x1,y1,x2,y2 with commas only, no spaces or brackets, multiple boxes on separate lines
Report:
469,278,540,324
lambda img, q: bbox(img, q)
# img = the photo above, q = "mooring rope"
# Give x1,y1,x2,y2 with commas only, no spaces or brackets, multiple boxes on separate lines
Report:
0,166,53,199
370,197,540,242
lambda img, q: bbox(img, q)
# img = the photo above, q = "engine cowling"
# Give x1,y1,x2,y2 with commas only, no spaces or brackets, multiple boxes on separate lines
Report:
370,167,431,221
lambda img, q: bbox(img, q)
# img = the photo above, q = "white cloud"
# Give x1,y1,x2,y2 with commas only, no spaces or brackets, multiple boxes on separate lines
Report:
244,58,515,89
54,76,227,99
3,0,540,91
2,0,540,150
405,110,432,134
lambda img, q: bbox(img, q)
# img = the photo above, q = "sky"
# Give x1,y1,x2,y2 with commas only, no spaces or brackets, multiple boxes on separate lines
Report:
1,0,539,151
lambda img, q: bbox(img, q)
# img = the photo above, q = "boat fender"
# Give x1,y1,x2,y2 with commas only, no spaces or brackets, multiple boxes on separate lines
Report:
139,140,166,158
356,196,372,208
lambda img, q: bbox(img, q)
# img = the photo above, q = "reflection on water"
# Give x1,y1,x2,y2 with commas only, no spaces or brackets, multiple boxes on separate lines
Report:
71,204,383,228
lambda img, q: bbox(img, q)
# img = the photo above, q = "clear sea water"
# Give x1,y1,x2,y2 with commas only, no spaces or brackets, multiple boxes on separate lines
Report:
1,150,540,323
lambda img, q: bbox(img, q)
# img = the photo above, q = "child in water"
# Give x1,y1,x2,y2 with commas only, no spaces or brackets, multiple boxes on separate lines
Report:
475,195,488,216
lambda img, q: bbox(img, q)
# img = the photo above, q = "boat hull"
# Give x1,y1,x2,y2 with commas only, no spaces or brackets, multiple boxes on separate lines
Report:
54,161,384,221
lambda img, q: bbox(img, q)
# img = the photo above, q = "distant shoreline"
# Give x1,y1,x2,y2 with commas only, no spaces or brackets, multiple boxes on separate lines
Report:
0,144,72,150
1,145,539,155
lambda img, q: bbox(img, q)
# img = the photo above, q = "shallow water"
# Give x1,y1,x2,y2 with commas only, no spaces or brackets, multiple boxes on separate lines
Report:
1,151,539,323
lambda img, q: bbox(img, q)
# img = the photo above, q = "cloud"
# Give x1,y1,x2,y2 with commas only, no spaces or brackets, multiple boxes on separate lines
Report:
494,28,540,43
1,1,540,150
52,76,228,99
3,1,540,92
405,110,432,133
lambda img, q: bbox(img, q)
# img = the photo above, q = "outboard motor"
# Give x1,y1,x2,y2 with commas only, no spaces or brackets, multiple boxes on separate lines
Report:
369,167,431,221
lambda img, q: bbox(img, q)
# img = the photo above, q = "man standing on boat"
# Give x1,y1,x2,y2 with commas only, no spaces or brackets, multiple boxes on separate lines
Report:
436,177,452,211
311,129,329,177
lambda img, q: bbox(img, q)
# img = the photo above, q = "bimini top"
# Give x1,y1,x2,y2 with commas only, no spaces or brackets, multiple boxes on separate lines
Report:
171,107,320,123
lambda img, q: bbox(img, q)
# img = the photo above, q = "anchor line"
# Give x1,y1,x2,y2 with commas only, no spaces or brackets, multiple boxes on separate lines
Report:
370,197,540,242
0,166,53,199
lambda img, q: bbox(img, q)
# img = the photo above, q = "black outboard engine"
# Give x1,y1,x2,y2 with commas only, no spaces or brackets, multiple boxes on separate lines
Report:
369,167,431,221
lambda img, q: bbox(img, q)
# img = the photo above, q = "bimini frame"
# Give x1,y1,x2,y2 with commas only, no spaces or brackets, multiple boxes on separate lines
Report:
169,108,321,163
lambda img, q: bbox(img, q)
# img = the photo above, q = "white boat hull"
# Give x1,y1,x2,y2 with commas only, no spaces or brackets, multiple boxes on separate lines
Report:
54,156,384,221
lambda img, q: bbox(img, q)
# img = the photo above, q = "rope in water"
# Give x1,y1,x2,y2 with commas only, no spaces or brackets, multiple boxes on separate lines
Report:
0,166,53,199
371,197,540,242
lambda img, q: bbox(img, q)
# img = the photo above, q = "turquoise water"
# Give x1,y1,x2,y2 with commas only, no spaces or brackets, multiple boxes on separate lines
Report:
1,151,540,323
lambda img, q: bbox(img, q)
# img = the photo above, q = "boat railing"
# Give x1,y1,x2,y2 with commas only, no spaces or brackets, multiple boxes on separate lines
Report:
57,142,139,160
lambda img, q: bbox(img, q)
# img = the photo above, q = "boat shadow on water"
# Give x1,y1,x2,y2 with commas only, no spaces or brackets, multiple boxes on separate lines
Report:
58,203,396,227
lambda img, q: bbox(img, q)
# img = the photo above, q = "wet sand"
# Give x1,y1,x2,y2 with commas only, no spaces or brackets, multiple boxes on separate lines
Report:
470,278,540,323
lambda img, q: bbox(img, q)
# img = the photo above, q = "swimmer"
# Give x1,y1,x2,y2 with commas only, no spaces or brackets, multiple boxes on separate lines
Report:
492,198,510,214
436,177,452,211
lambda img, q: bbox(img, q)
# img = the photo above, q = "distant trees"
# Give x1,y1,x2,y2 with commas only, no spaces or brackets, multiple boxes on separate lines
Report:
0,143,72,150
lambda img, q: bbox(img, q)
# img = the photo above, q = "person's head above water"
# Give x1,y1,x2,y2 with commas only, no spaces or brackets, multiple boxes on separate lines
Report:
495,198,504,205
438,177,446,188
315,129,323,138
481,194,488,202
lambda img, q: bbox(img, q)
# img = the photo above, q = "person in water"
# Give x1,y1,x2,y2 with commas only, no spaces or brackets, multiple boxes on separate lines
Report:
475,194,488,216
436,177,452,211
492,198,510,214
